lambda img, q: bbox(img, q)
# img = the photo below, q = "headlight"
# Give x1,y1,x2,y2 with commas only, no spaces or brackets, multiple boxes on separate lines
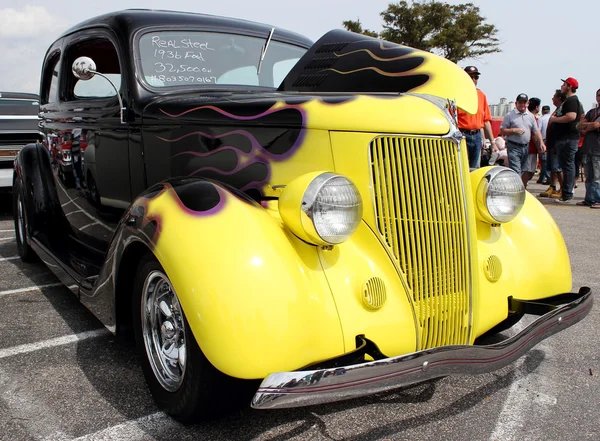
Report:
279,172,363,245
476,168,525,223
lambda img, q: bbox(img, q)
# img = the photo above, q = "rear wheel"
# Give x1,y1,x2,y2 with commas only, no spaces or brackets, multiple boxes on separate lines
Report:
132,254,253,422
13,180,36,262
86,172,100,207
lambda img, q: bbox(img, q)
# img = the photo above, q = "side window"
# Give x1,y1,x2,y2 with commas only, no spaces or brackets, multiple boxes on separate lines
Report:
41,53,60,105
273,58,300,88
64,38,121,100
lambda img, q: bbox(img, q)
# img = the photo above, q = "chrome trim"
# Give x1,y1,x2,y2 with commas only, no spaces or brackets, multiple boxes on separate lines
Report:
301,172,362,245
252,288,592,409
141,270,186,392
403,93,457,131
476,167,525,224
16,193,25,246
0,115,39,120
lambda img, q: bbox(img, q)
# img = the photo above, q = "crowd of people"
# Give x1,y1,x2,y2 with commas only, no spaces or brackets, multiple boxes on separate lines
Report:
457,67,600,209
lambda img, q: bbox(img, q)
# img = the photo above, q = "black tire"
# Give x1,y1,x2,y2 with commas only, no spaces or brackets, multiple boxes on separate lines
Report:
86,172,101,207
132,254,254,423
12,179,36,262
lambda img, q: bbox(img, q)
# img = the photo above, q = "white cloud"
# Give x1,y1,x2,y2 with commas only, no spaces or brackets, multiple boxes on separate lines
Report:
0,5,68,93
0,5,60,37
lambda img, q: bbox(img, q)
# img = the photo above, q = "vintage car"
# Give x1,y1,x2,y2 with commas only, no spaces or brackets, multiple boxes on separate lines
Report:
0,92,42,190
14,9,592,422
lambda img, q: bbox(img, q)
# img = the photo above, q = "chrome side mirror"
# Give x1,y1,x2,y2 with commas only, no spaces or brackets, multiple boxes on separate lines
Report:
72,56,97,80
71,56,127,124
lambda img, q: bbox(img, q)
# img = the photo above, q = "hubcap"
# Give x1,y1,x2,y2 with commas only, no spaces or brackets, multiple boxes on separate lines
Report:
141,271,186,392
17,195,25,245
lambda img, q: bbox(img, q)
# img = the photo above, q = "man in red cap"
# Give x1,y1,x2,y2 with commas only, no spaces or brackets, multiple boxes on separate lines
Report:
457,66,495,168
549,77,584,203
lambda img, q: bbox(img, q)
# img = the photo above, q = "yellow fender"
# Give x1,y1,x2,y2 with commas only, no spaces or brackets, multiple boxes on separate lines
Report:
141,180,345,379
469,167,572,338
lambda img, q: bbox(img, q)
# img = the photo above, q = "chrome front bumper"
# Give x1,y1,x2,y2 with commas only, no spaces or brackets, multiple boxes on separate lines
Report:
252,287,592,409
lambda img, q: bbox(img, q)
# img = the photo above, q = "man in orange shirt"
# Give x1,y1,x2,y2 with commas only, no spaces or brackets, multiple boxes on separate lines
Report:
457,66,495,168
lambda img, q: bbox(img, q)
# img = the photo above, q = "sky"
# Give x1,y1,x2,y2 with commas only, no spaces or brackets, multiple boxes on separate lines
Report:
1,0,598,111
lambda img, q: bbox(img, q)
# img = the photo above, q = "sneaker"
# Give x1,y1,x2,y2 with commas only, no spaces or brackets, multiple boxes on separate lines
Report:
539,186,556,197
554,196,572,203
549,190,563,199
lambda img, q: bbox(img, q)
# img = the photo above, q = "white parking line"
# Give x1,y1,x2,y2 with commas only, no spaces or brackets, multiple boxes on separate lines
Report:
0,256,19,262
0,237,15,242
70,412,178,441
0,229,15,232
57,180,111,231
80,221,98,231
0,328,109,360
0,282,63,297
489,321,556,441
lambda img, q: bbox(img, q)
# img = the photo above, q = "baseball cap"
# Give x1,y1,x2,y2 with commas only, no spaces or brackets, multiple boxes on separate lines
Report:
561,77,579,88
516,93,528,102
464,66,480,76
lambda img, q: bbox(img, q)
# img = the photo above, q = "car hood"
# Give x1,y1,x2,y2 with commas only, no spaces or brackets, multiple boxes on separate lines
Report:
142,92,452,135
279,29,477,114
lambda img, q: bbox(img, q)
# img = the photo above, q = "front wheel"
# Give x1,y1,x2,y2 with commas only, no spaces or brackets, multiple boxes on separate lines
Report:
13,179,36,262
132,254,254,422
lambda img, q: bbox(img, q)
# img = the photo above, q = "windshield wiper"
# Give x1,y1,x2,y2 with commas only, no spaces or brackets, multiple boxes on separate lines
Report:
257,27,275,75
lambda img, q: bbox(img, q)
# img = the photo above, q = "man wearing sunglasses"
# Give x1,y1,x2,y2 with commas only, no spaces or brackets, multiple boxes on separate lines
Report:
457,66,495,168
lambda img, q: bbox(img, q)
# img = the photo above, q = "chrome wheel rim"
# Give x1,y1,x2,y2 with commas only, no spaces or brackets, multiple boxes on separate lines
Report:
141,270,186,392
17,195,25,245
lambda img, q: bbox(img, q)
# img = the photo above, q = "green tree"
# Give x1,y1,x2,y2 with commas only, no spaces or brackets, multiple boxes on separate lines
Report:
342,1,501,63
341,19,378,38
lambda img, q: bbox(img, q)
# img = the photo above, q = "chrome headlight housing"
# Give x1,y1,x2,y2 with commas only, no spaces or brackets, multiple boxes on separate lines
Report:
476,167,525,223
279,172,363,245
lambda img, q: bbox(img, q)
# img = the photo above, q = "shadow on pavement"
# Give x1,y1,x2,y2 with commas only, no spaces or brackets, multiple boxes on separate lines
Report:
0,192,12,220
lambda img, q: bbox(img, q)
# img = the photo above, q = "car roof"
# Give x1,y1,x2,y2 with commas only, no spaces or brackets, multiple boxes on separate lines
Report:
58,9,313,48
0,92,39,101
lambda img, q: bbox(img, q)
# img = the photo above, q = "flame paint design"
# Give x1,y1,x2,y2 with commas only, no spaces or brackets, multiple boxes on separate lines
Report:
332,47,416,62
325,67,423,77
156,104,306,194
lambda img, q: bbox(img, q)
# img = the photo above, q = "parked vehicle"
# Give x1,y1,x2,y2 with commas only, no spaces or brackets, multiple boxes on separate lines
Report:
14,9,592,422
0,92,41,190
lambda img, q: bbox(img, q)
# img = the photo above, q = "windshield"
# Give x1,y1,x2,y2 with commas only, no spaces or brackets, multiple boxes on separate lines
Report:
137,31,307,89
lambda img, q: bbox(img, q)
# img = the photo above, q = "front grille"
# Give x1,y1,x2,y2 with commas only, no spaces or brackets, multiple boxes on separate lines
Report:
370,136,470,349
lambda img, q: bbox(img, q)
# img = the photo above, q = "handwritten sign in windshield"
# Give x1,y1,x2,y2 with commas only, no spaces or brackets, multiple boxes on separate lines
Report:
140,33,219,86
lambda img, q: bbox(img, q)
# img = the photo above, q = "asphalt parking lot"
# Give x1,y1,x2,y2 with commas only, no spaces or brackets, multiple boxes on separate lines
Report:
0,181,598,441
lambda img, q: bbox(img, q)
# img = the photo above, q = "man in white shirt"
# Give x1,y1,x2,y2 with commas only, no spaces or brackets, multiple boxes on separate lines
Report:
537,105,551,184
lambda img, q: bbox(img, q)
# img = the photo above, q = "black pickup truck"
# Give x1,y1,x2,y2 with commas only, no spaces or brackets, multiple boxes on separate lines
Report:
0,92,41,190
